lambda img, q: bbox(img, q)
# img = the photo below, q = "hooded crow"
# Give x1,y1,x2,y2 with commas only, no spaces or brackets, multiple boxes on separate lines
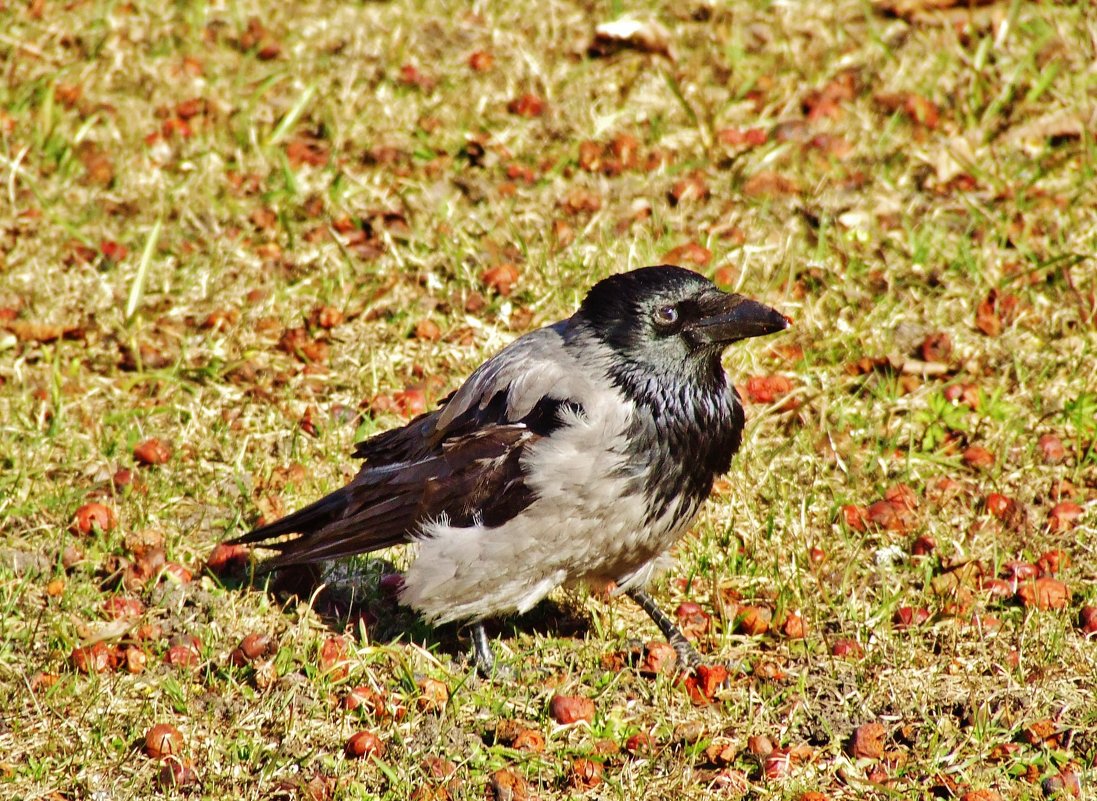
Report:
231,265,788,673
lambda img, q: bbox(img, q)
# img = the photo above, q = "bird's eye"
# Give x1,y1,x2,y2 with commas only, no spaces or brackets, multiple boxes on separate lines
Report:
653,304,679,328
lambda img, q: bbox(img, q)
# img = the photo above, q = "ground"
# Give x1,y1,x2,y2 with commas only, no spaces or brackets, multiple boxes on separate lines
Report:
1,0,1096,799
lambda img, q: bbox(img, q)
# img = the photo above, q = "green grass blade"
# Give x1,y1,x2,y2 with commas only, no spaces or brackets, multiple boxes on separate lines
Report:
266,83,316,148
125,217,162,322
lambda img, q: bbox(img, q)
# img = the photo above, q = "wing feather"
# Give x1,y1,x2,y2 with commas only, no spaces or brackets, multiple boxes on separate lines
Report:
234,321,596,570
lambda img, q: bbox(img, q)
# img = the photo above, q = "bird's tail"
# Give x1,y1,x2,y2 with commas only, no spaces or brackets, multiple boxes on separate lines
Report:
226,476,419,572
229,488,350,554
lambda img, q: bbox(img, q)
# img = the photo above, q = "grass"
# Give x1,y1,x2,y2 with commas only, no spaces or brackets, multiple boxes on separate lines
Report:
1,0,1096,798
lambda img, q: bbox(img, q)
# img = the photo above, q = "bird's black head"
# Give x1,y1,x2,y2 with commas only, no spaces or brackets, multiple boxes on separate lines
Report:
577,265,788,388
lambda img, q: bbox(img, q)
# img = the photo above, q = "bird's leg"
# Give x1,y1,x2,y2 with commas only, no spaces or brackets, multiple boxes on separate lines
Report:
627,587,702,671
470,621,496,677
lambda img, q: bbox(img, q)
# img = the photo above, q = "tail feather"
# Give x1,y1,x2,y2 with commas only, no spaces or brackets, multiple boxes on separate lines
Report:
228,478,419,572
229,489,350,547
251,489,420,569
257,529,408,571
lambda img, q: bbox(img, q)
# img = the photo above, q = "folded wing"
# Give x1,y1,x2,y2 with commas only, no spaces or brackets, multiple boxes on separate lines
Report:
230,324,588,569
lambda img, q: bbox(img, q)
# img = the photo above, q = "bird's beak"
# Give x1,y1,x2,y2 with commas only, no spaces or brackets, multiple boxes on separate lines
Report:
690,293,790,345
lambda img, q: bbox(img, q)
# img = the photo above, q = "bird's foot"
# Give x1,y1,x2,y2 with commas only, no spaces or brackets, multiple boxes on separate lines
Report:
628,587,710,671
668,631,703,672
626,587,744,691
470,621,495,677
670,638,746,693
678,660,740,703
468,621,514,681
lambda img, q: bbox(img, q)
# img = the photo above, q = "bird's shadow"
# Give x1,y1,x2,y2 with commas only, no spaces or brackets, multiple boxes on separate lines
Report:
244,559,593,668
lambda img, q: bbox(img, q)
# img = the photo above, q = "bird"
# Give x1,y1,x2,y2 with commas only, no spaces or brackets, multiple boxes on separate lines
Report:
230,265,788,674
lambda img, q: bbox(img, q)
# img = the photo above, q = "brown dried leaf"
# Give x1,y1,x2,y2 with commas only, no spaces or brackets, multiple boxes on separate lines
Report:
568,758,603,789
742,172,799,198
416,677,449,713
803,72,857,121
683,664,728,705
468,50,494,72
662,242,712,267
77,142,115,185
1017,578,1069,610
975,289,1019,337
134,438,172,466
344,731,384,759
736,605,771,635
549,694,595,724
668,174,708,205
705,737,739,766
5,320,81,343
849,722,886,759
507,94,545,118
1037,434,1066,464
865,499,914,532
674,602,710,641
740,375,794,404
962,445,995,469
1048,501,1083,531
919,332,952,362
487,768,529,801
73,502,117,536
481,263,519,296
638,640,676,676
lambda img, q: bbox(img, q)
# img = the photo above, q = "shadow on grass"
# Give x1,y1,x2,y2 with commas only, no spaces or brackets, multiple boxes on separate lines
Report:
222,557,593,668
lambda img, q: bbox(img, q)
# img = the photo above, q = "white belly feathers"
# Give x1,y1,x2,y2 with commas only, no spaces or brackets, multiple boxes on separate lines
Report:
400,389,697,623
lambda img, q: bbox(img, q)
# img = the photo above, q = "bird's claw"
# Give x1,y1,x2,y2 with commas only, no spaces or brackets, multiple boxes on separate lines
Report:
670,637,748,692
670,638,704,672
467,621,516,681
678,659,745,702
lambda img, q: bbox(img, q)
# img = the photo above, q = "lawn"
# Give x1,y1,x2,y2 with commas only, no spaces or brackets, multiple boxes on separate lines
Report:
1,0,1095,798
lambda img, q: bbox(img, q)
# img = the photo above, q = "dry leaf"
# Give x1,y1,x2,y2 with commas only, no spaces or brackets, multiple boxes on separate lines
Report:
549,694,595,724
1017,578,1069,611
849,722,886,759
4,320,81,343
975,289,1019,336
742,172,799,197
662,242,712,267
507,94,545,117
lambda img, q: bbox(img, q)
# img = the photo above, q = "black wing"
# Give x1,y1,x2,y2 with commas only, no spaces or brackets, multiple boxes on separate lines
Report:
230,326,587,570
